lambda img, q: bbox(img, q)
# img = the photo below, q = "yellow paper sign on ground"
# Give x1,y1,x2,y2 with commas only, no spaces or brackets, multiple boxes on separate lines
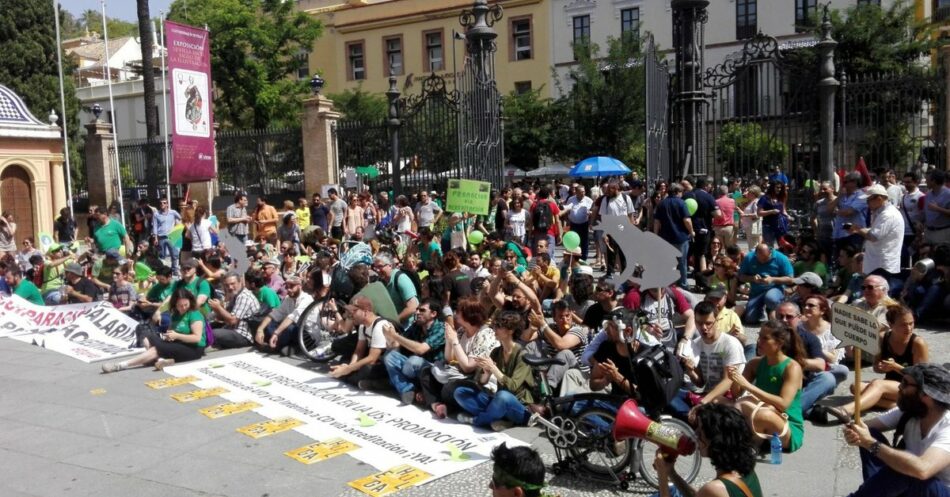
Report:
236,417,304,439
199,401,261,419
348,465,431,497
285,438,360,465
145,376,199,389
89,388,107,396
170,387,229,403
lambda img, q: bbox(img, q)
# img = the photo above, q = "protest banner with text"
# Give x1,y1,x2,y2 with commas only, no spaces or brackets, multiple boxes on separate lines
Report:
446,179,491,215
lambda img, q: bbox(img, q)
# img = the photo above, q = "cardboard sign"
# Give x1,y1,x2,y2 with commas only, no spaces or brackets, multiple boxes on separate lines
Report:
348,465,431,497
285,438,360,464
446,179,491,215
237,417,304,439
831,303,881,356
146,376,198,389
170,387,229,403
199,401,261,419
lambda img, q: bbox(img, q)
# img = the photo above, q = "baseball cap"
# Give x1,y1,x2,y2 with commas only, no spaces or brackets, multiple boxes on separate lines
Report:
104,248,127,265
64,262,83,275
574,265,593,276
181,259,199,269
866,184,888,198
47,243,63,255
793,272,823,287
902,364,950,405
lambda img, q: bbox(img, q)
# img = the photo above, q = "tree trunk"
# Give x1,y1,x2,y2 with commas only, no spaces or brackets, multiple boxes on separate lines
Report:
137,0,160,199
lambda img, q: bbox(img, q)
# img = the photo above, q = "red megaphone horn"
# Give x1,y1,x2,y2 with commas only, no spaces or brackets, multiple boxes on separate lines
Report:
612,399,696,456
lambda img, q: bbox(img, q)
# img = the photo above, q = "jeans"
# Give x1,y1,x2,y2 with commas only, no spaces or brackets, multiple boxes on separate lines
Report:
669,388,694,418
158,236,180,276
829,363,850,384
801,371,837,415
453,387,529,428
743,287,785,324
676,240,690,287
850,429,950,497
570,221,590,261
263,321,298,352
384,350,429,394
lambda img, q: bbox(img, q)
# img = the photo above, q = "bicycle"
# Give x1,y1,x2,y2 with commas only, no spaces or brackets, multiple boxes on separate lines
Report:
523,355,702,491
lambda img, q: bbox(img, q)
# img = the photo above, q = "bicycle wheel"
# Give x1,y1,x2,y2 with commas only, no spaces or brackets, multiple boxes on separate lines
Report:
567,407,633,476
637,416,702,488
296,298,338,362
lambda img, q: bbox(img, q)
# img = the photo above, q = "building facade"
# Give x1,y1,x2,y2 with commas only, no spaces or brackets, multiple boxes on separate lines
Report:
297,0,553,98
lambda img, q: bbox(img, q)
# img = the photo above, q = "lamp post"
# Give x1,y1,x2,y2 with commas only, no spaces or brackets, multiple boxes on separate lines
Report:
386,72,402,198
816,6,839,182
671,0,709,178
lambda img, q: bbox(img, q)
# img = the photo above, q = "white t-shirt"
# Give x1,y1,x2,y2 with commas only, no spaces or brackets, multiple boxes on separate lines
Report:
689,333,745,392
600,194,636,217
876,408,950,488
863,204,905,275
565,195,594,225
507,209,526,237
359,318,390,350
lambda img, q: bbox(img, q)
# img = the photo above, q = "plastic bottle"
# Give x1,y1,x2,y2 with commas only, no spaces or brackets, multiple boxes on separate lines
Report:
770,433,782,465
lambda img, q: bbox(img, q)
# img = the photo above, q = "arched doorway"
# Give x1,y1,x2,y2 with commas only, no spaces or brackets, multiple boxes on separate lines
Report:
1,165,35,247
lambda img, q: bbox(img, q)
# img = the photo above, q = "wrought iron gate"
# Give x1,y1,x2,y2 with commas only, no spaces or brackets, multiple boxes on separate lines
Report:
398,74,463,192
644,35,671,184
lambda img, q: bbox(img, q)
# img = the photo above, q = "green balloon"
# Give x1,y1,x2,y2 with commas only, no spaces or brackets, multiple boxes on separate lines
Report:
563,231,581,251
685,198,698,216
468,230,484,245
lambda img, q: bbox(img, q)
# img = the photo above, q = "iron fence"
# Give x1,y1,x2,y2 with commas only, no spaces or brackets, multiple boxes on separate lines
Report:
216,127,303,196
110,137,180,201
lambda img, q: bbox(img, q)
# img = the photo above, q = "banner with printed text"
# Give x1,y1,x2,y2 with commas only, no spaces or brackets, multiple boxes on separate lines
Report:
166,20,215,183
164,353,524,483
446,179,491,215
0,295,141,362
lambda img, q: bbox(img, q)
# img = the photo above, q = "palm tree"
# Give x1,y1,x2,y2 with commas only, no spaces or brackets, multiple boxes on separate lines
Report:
136,0,160,197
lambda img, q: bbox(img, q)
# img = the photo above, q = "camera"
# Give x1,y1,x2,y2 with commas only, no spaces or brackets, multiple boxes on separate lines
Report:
501,261,515,272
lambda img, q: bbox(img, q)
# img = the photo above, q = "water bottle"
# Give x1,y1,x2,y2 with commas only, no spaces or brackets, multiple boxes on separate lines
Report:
770,433,782,465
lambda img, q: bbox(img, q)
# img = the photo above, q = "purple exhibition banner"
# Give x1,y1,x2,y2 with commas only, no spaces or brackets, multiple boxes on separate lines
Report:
166,20,215,183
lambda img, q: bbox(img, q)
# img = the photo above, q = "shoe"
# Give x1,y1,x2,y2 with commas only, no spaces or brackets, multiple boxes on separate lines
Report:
527,403,549,418
490,420,514,432
811,405,850,425
456,413,474,425
101,363,124,374
154,358,175,371
357,378,390,391
400,391,416,405
431,403,447,419
414,392,426,405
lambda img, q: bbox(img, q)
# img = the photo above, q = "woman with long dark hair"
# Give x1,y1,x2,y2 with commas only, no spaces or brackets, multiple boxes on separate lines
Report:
728,319,806,452
655,403,763,497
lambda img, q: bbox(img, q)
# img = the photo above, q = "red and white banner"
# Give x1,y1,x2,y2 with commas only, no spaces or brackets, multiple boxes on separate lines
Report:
166,20,215,183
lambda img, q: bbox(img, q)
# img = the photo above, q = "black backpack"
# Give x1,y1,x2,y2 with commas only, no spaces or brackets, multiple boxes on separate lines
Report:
629,343,684,412
533,200,553,232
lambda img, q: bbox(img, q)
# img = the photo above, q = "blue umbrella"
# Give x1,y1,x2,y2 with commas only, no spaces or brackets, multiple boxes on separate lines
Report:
569,156,631,178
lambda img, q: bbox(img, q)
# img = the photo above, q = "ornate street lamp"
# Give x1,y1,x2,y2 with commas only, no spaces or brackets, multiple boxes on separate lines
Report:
309,74,325,95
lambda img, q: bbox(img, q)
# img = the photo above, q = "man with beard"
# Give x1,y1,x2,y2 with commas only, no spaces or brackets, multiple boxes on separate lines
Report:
843,363,950,496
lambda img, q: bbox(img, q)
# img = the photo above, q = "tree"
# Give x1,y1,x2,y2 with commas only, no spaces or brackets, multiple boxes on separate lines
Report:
136,0,160,196
502,88,552,169
76,9,139,38
0,1,82,186
167,0,323,129
548,36,646,173
715,122,789,177
327,86,387,123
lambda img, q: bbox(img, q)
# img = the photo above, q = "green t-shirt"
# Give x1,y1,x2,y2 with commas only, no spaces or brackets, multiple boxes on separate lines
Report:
793,260,828,286
257,286,281,309
172,277,212,315
171,309,206,348
93,219,127,251
15,280,44,305
41,264,65,294
419,241,442,265
146,281,175,302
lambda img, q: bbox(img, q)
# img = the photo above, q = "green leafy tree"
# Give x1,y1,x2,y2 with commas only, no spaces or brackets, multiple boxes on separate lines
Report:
327,86,387,123
716,122,789,176
77,9,139,38
167,0,323,129
549,36,646,173
502,87,552,169
0,0,83,187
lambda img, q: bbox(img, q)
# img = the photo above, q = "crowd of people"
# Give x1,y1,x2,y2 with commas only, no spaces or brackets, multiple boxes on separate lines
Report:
1,165,949,497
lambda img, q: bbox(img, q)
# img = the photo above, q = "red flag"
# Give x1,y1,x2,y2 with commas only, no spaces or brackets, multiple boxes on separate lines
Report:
854,156,872,188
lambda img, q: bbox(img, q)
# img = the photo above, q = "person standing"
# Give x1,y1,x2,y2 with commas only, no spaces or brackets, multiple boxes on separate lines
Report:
594,180,637,278
226,193,253,244
899,172,925,268
654,183,694,288
713,185,737,248
152,198,182,276
90,206,132,255
253,197,279,243
415,191,443,231
0,211,16,256
815,182,837,266
831,172,869,254
561,185,593,261
685,176,723,277
923,169,950,246
853,184,905,292
53,207,78,244
528,187,560,260
295,198,311,230
131,198,154,245
327,188,347,240
309,192,330,233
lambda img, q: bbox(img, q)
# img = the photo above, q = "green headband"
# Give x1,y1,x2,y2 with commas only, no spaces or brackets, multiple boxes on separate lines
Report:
492,467,545,491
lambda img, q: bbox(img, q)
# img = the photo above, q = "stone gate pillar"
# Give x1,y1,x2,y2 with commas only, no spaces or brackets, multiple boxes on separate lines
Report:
303,95,341,197
84,118,117,210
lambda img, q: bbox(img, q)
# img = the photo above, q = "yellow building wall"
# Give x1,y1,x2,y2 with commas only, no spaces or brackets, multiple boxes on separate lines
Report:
300,0,552,99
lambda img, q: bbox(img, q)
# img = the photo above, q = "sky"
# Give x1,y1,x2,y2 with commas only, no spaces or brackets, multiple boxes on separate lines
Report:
64,0,176,23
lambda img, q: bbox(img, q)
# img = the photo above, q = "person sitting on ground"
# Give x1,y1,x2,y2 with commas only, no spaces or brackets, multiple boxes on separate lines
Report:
63,262,100,304
135,265,174,319
254,275,312,355
799,295,849,386
91,249,125,292
525,301,589,396
738,243,795,324
461,251,491,280
793,240,828,285
330,295,393,388
704,288,753,359
587,310,639,398
374,252,419,327
101,288,206,373
488,443,547,497
708,255,740,304
901,245,950,322
208,271,265,349
728,319,806,453
108,266,137,315
789,271,823,308
245,269,281,312
4,265,43,305
440,251,471,312
842,363,950,497
776,301,840,421
261,257,286,298
671,301,746,418
524,252,560,303
816,305,930,424
654,403,763,497
454,310,535,431
620,284,696,353
382,298,446,405
852,275,899,334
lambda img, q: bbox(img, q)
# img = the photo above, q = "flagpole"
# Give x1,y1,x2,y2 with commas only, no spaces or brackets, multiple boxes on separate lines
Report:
100,0,126,228
158,13,172,205
52,0,74,218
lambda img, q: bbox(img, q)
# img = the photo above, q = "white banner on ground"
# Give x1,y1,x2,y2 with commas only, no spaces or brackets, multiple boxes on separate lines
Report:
164,353,524,482
0,295,141,363
831,302,881,356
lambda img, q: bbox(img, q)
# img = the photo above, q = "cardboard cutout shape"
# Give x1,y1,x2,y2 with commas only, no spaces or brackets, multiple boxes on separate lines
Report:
594,215,682,289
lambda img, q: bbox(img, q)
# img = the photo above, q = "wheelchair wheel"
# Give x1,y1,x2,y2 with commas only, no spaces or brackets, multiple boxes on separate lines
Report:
567,407,633,476
637,416,702,488
296,298,338,362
